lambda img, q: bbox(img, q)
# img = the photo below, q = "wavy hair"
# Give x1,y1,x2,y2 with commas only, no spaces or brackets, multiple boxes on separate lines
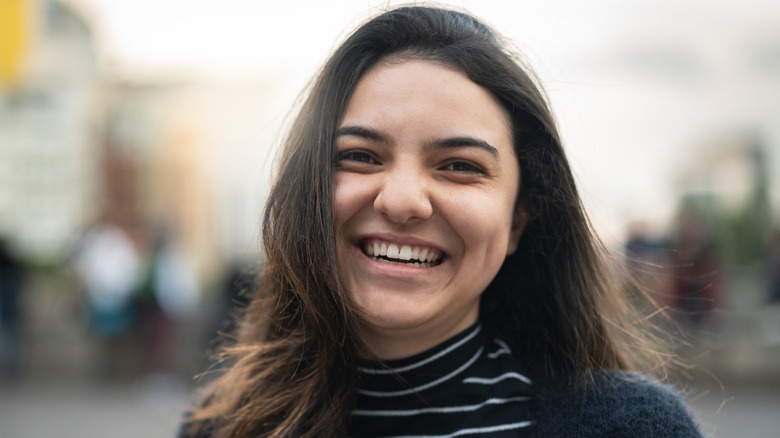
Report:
185,5,667,437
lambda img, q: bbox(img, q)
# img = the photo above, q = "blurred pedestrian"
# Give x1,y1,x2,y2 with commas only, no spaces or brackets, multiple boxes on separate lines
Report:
135,228,199,374
0,237,24,377
623,222,666,298
73,221,141,377
208,263,254,348
758,228,780,345
668,207,722,331
769,229,780,304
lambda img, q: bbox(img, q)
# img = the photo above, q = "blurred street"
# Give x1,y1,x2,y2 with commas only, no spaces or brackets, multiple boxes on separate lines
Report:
688,378,780,438
0,377,190,438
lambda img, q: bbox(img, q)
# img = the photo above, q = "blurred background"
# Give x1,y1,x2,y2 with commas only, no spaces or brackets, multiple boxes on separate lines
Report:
1,0,779,436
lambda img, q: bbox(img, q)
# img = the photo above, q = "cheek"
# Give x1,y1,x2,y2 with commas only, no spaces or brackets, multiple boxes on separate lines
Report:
333,174,378,234
451,192,516,242
333,176,358,227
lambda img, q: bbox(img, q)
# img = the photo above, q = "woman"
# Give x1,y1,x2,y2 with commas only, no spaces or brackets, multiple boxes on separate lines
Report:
182,6,703,437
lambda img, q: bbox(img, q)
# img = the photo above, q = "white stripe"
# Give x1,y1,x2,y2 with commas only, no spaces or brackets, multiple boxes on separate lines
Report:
371,421,534,438
358,325,482,375
493,339,512,353
486,349,509,359
351,396,530,417
358,347,483,397
463,372,532,385
486,339,513,359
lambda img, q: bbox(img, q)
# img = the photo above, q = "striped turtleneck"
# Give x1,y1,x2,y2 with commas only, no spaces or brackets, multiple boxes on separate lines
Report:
349,323,535,438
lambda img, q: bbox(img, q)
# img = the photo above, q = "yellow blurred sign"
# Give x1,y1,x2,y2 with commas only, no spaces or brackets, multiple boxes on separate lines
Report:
0,0,28,87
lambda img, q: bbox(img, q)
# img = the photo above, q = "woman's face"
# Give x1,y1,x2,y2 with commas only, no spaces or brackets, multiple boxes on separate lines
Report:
334,59,524,359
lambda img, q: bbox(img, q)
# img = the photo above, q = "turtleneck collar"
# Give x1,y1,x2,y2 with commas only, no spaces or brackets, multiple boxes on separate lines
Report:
350,322,535,438
356,323,488,397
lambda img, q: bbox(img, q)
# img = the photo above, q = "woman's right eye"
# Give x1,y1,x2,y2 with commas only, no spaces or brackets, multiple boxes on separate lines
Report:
337,150,377,165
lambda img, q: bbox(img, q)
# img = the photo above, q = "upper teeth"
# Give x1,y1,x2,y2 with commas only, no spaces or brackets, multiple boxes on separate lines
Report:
364,240,442,263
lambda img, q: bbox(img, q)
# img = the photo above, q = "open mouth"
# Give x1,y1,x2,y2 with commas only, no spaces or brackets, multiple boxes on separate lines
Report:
361,239,444,268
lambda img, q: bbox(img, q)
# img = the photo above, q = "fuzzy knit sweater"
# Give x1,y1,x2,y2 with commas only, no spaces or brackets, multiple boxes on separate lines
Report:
526,367,703,437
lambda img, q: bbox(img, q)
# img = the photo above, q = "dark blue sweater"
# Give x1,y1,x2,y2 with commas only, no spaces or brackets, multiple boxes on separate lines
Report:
525,364,703,437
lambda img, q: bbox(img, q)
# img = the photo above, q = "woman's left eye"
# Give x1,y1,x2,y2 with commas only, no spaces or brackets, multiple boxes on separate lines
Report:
442,161,485,174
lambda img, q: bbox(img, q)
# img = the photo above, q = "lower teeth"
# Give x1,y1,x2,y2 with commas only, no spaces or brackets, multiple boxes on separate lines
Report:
372,256,432,268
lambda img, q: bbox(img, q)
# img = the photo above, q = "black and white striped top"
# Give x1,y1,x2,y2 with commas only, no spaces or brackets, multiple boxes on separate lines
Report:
349,323,535,438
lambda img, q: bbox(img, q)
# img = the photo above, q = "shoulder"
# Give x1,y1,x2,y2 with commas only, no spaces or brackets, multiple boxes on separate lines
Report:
583,371,702,436
531,369,703,438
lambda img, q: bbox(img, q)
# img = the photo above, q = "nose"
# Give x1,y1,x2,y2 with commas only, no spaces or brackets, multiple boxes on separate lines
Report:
373,164,433,224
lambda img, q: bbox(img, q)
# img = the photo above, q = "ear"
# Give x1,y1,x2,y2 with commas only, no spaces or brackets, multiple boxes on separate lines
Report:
506,205,527,256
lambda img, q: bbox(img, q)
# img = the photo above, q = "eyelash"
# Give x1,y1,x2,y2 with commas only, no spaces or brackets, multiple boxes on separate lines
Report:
337,150,377,165
442,160,486,175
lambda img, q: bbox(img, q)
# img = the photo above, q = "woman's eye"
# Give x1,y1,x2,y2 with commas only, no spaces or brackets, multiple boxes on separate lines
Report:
443,161,485,174
338,150,376,164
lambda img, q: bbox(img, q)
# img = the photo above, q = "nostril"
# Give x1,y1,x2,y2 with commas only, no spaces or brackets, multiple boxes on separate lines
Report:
374,183,433,223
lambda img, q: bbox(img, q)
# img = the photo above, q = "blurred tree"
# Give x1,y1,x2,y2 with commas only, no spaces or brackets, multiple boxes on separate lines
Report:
717,140,773,267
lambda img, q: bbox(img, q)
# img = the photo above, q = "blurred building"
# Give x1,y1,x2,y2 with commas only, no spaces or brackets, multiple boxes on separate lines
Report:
0,0,277,280
0,0,281,382
0,0,99,262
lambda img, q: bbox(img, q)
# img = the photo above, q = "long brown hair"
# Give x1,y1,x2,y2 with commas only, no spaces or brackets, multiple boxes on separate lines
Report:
186,6,667,437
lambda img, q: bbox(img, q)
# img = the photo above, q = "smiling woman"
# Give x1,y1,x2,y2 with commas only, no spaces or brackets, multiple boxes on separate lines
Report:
180,6,703,438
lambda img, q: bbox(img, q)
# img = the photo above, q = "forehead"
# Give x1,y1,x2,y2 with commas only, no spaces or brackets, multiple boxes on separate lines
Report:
341,59,513,147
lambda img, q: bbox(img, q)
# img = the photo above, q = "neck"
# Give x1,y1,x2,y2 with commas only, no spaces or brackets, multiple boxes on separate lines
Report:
360,311,479,360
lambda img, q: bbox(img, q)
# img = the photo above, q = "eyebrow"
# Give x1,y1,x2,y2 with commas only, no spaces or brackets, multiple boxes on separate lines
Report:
335,125,500,158
335,126,391,143
425,137,499,157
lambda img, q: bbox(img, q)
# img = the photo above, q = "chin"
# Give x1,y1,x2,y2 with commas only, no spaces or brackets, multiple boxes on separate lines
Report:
357,300,432,333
